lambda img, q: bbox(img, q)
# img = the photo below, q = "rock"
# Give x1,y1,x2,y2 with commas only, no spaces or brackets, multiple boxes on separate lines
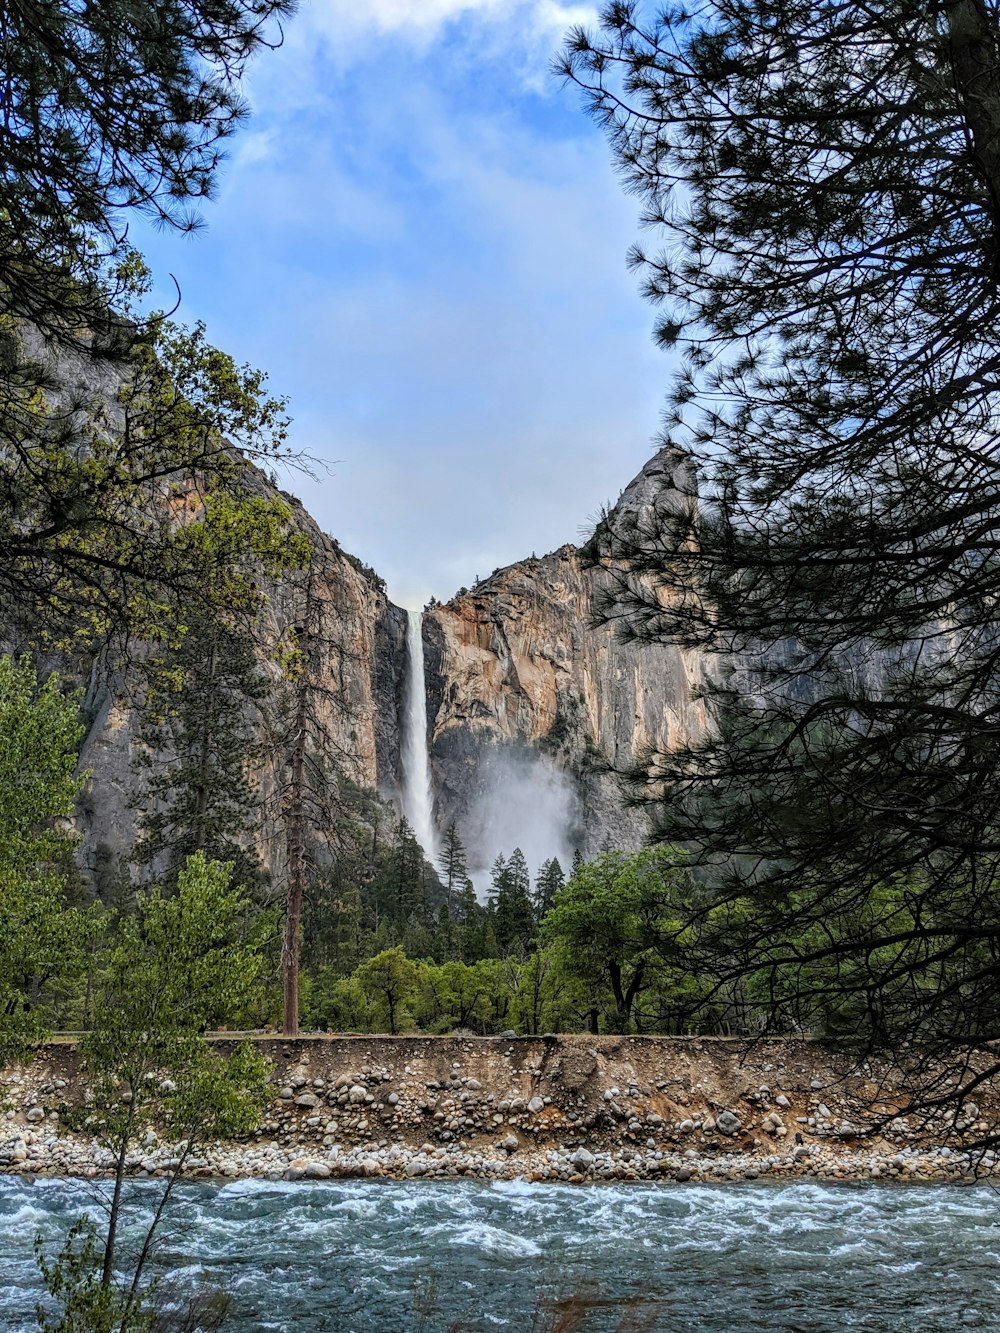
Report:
305,1161,332,1179
675,1166,693,1182
294,1093,320,1109
571,1147,595,1168
387,1092,399,1106
716,1111,741,1136
348,1085,367,1104
527,1097,545,1114
502,1134,519,1152
25,1108,45,1123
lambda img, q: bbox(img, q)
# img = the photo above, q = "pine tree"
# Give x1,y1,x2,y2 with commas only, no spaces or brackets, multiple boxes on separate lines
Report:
0,1,302,644
534,857,566,921
133,609,268,891
392,817,426,925
493,848,535,953
563,1,1000,1097
438,823,469,912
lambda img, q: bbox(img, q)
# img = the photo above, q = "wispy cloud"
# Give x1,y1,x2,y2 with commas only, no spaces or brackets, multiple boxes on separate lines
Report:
133,0,665,608
307,0,597,40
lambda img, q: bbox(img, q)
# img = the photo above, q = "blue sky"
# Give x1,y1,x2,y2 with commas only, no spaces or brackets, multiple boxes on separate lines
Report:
133,0,669,607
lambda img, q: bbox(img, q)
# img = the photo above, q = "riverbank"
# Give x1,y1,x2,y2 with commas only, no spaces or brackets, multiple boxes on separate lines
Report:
2,1034,996,1184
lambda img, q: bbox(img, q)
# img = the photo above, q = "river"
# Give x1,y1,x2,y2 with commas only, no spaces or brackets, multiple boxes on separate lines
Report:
3,1175,998,1330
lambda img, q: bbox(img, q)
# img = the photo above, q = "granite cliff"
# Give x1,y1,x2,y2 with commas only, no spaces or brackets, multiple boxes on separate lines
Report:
423,447,706,865
52,445,707,879
69,486,409,881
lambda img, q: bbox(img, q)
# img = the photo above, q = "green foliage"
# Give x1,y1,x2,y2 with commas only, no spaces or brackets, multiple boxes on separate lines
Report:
565,1,1000,1081
534,858,565,920
352,947,422,1035
38,853,273,1328
0,656,91,1061
543,847,702,1034
3,312,309,651
489,849,534,953
437,824,468,911
133,606,270,889
416,959,494,1032
36,1218,147,1333
506,950,566,1036
83,854,272,1128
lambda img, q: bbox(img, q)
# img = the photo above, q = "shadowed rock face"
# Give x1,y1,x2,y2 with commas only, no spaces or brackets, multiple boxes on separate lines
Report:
71,488,409,880
423,448,707,859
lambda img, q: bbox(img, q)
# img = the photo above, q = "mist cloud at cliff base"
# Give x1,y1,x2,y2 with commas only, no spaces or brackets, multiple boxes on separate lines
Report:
461,749,578,894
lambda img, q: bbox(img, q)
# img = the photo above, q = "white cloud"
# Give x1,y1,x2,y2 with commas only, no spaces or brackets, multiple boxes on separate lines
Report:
308,0,596,39
134,0,666,611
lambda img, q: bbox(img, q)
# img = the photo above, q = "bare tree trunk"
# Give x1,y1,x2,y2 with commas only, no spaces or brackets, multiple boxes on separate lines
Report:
282,682,307,1037
101,1099,136,1287
281,579,313,1038
946,0,1000,245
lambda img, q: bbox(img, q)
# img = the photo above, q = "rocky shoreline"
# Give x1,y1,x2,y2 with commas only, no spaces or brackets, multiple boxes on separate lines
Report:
3,1034,996,1187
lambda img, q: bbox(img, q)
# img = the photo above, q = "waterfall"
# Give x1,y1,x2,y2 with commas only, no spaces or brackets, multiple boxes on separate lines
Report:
402,608,439,861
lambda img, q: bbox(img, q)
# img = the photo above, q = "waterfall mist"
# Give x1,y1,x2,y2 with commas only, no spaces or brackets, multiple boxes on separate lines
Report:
465,751,578,892
401,609,440,862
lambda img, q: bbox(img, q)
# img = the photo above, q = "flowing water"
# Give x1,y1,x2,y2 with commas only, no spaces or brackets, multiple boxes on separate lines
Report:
401,608,439,862
3,1175,1000,1331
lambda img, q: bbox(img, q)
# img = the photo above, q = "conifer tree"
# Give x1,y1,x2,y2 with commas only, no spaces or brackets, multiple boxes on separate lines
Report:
563,1,1000,1092
534,857,566,921
438,823,469,912
133,609,268,891
0,0,303,644
492,848,535,953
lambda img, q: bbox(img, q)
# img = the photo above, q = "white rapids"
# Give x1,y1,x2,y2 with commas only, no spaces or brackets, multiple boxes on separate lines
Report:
8,1176,1000,1331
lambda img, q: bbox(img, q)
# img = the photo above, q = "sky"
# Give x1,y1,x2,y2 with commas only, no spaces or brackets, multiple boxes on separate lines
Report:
132,0,670,608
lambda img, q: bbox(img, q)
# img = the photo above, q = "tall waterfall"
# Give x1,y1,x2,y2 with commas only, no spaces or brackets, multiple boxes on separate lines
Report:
402,609,439,861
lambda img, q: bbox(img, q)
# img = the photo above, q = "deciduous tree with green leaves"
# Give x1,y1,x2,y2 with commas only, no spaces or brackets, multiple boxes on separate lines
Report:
36,852,272,1331
353,947,422,1035
0,655,90,1061
543,848,697,1034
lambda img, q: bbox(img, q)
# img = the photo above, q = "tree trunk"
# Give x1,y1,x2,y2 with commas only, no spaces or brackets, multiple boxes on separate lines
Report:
101,1099,136,1287
282,695,306,1037
282,583,314,1038
946,0,1000,249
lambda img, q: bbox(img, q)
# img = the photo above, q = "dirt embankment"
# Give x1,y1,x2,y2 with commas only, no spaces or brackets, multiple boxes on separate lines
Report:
2,1035,995,1183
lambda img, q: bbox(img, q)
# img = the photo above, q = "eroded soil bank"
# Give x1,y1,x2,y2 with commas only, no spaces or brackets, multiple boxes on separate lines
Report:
3,1034,996,1184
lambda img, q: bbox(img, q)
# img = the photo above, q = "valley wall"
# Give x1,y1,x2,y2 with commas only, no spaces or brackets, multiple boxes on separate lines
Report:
424,447,706,861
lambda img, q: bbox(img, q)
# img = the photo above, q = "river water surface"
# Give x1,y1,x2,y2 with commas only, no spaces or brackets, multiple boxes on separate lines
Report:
2,1175,999,1330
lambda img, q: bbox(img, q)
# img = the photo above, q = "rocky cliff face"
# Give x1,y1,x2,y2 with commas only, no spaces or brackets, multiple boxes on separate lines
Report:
423,448,706,865
72,488,408,879
51,444,706,881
